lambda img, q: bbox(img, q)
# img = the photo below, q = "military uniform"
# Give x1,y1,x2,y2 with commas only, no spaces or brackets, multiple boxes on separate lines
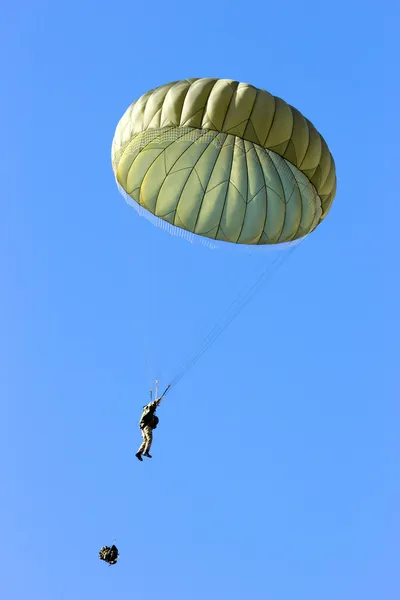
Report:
138,424,153,455
136,399,160,460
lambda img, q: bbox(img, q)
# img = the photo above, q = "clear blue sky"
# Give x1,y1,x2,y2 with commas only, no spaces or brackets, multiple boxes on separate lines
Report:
1,1,397,599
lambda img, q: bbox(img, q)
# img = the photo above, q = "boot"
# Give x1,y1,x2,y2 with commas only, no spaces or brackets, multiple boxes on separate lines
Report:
135,452,143,461
143,451,152,458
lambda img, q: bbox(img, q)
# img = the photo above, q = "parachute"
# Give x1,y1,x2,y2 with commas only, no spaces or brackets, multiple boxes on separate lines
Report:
111,78,336,246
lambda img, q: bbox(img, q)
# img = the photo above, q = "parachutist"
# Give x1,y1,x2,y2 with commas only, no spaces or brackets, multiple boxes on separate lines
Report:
135,397,161,461
99,545,119,565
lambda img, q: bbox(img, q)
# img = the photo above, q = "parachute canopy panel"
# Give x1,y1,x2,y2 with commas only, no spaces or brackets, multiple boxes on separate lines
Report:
111,78,336,245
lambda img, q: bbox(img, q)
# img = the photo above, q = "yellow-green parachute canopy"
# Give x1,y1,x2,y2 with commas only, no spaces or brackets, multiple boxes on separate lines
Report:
112,78,336,245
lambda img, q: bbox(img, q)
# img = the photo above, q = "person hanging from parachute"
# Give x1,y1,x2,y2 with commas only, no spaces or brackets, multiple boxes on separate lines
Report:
135,384,170,461
112,78,337,460
135,398,160,461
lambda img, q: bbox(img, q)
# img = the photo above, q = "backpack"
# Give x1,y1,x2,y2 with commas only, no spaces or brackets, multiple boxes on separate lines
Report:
140,406,158,428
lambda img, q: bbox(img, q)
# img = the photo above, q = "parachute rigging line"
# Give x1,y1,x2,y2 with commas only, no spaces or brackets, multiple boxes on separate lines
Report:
166,238,305,394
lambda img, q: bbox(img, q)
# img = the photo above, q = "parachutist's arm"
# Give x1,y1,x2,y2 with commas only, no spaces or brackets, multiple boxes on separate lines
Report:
142,399,161,411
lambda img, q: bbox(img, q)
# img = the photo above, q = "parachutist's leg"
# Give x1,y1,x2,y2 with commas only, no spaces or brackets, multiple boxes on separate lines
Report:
143,426,153,457
136,429,146,460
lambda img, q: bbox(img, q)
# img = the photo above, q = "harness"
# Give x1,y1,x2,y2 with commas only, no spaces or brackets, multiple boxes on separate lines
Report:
140,407,159,429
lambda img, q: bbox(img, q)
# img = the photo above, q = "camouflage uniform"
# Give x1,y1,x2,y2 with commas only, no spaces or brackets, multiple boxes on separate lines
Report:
138,424,153,455
136,399,160,458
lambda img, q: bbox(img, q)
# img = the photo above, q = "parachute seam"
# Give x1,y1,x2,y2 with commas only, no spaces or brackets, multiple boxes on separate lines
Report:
180,79,215,127
220,81,239,132
123,127,179,195
246,185,267,205
181,107,206,128
225,117,253,137
173,130,224,232
235,140,251,243
261,95,277,147
217,226,229,242
319,154,334,194
149,107,163,129
202,179,227,194
198,224,220,236
161,81,189,128
229,181,247,205
128,129,176,200
253,145,269,245
243,91,261,145
245,146,266,203
201,79,222,131
278,158,301,240
193,166,206,193
286,162,304,241
215,134,235,241
271,154,289,243
298,118,312,170
199,79,219,126
266,150,286,243
153,131,197,211
154,130,213,223
192,133,226,237
256,147,286,243
158,208,176,220
284,106,296,161
179,81,196,126
124,140,166,197
143,83,173,129
300,125,322,173
301,169,321,233
139,128,194,209
318,142,332,191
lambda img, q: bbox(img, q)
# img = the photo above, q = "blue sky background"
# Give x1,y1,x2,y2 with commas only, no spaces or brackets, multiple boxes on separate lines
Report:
1,1,397,599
